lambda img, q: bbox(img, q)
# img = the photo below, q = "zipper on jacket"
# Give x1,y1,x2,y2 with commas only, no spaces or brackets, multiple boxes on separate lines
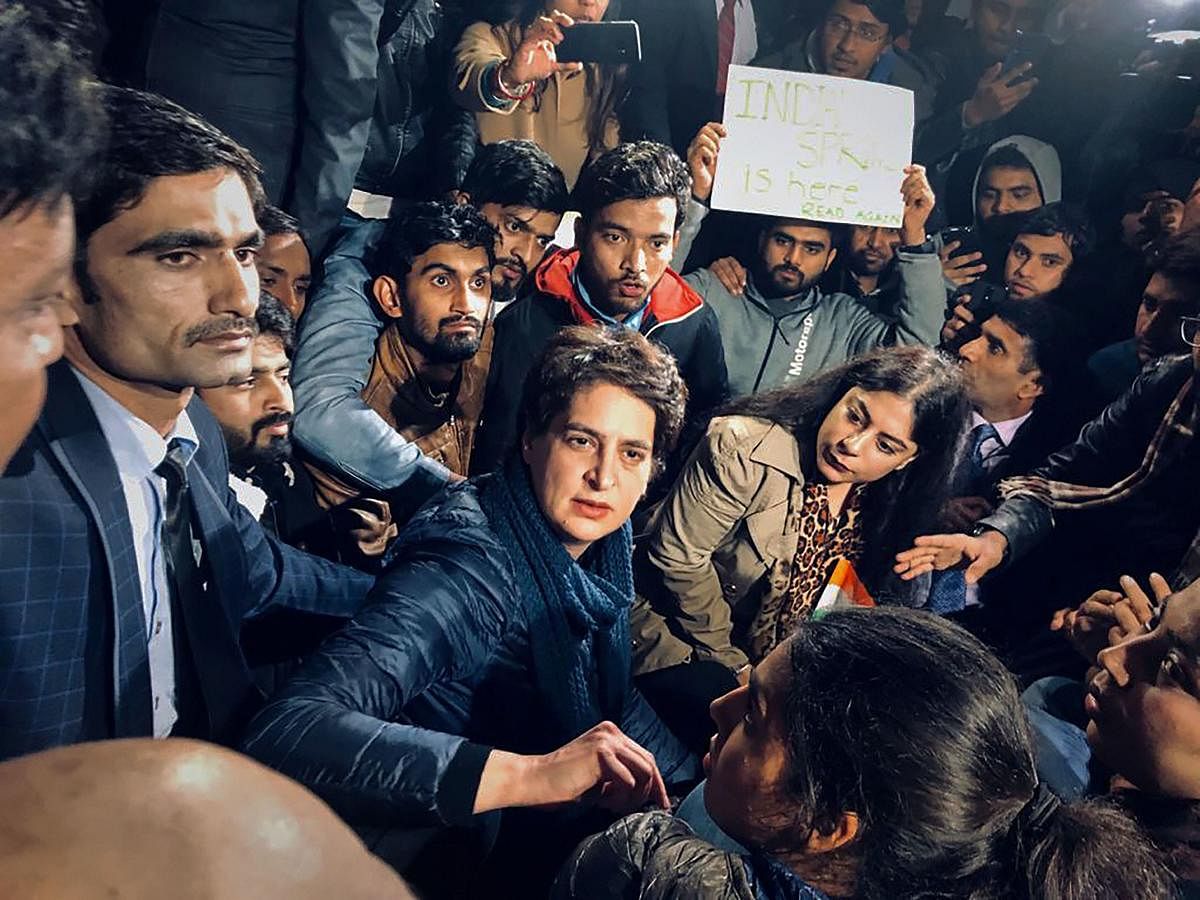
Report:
751,325,780,394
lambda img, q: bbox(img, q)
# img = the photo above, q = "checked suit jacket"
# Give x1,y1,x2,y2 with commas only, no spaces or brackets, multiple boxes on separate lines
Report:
0,361,374,761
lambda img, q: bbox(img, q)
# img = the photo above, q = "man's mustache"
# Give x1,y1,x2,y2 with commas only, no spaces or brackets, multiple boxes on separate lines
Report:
497,256,527,277
438,315,483,331
250,411,292,441
184,317,258,346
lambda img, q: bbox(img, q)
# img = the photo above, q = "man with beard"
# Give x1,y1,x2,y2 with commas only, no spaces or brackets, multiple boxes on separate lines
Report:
822,224,906,320
198,294,335,557
292,140,568,513
673,122,944,398
302,201,496,561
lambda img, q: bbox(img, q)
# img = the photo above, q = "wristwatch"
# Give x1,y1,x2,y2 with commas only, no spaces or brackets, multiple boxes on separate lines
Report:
969,523,1009,564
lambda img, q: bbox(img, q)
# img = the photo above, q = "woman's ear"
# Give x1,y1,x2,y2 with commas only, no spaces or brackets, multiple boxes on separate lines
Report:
804,811,860,854
372,275,404,320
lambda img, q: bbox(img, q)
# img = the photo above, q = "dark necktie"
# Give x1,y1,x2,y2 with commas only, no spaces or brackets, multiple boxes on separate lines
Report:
967,422,1004,495
716,0,737,100
156,438,256,742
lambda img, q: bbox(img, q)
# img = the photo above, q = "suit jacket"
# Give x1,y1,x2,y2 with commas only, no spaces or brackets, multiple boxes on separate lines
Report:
0,361,373,761
620,0,784,155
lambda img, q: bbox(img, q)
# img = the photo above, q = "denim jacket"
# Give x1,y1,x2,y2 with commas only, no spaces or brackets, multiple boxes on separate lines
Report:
291,217,452,503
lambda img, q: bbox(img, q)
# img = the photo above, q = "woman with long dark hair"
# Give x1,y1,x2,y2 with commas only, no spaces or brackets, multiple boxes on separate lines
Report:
555,608,1174,900
453,0,627,186
632,346,970,748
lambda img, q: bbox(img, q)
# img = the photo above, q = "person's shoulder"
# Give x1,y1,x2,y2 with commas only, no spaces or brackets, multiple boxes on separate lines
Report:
1135,352,1193,396
389,479,495,549
705,414,779,456
563,810,755,900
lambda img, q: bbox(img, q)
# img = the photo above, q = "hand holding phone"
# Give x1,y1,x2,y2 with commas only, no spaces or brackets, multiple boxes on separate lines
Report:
1001,31,1053,85
503,10,582,86
939,228,987,288
963,56,1041,128
556,21,642,65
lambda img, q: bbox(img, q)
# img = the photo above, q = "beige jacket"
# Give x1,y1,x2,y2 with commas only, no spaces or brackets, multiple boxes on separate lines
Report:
632,415,807,675
453,20,619,187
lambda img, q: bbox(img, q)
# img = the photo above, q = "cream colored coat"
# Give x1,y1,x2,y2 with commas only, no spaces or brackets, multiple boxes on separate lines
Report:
632,415,808,675
453,20,619,187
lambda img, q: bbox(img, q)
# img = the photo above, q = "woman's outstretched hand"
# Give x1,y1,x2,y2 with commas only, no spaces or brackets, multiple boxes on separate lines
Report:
893,530,1007,584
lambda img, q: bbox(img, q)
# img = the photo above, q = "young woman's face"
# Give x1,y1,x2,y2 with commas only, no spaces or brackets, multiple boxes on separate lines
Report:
522,381,655,559
813,387,918,485
703,640,799,848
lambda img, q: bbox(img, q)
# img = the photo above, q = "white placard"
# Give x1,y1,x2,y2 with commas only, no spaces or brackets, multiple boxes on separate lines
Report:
711,65,915,228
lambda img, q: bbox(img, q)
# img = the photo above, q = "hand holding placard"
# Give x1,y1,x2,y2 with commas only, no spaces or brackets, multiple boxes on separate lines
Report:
900,164,935,245
687,122,727,204
710,66,915,228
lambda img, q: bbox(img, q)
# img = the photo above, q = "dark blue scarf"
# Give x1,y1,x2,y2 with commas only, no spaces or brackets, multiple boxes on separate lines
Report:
478,457,634,740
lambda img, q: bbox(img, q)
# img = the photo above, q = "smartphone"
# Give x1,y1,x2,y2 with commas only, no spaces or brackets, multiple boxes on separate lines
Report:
942,226,981,260
1001,31,1053,84
556,20,642,65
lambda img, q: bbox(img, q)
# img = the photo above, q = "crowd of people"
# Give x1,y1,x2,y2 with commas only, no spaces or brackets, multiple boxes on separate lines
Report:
4,0,1200,897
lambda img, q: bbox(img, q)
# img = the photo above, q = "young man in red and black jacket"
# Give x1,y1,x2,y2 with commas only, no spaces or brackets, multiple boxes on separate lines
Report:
473,141,729,475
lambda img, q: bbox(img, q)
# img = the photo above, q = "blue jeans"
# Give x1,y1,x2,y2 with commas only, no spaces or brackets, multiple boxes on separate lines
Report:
1022,676,1094,800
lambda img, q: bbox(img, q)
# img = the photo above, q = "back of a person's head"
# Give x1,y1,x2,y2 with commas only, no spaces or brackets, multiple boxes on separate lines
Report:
255,292,295,356
374,200,497,279
1017,202,1095,260
781,608,1172,900
572,141,691,230
0,739,414,899
0,3,103,218
461,139,570,215
73,85,264,246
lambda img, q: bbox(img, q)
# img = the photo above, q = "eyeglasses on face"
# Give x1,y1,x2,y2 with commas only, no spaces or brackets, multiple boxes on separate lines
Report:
823,14,888,44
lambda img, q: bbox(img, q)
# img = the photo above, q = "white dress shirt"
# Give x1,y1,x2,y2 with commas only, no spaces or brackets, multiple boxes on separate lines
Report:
74,369,199,738
971,409,1032,472
715,0,759,68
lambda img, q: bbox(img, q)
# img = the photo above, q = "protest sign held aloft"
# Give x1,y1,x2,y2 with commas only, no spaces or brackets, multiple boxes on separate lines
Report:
711,65,915,228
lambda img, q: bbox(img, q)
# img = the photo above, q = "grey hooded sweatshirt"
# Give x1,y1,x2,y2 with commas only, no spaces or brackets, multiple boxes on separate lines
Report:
971,134,1062,227
676,201,946,397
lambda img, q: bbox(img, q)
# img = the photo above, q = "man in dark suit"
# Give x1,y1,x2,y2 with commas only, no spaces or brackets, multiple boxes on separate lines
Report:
621,0,785,157
942,297,1078,540
929,297,1086,675
0,84,374,762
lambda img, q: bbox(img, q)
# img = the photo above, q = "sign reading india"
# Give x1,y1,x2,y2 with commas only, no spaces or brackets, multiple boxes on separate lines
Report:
711,65,915,228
